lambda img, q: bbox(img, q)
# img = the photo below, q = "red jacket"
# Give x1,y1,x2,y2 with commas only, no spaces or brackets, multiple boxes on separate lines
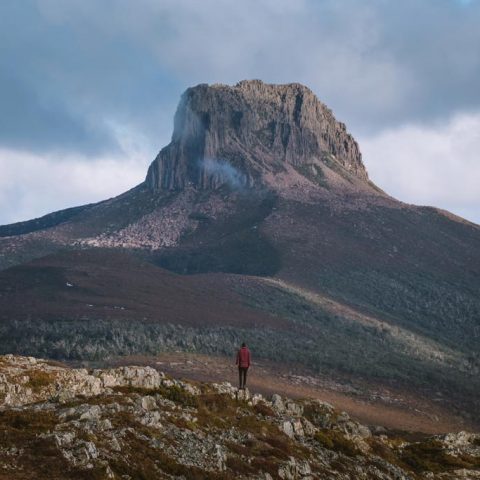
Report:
236,347,251,368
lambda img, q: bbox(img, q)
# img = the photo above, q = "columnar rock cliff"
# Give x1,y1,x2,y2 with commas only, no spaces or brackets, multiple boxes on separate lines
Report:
146,80,368,191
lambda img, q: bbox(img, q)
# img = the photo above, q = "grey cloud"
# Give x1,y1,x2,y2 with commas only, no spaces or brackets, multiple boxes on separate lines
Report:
0,0,181,155
360,112,480,225
0,70,112,154
0,148,147,225
2,0,480,155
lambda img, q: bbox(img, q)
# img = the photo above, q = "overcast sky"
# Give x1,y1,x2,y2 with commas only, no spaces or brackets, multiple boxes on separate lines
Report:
1,0,479,225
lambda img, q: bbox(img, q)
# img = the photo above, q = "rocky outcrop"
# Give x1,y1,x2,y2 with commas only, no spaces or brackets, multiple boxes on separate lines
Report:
146,80,368,191
1,355,479,480
0,354,196,407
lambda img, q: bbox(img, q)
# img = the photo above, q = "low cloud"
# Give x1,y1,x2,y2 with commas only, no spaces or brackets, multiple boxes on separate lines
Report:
200,158,248,189
360,112,480,225
0,118,157,225
0,148,147,225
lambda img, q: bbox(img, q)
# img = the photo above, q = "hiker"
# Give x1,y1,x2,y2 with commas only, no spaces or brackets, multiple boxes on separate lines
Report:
235,342,251,390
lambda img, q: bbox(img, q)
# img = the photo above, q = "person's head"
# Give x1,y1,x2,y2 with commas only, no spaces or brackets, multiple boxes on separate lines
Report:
241,342,246,348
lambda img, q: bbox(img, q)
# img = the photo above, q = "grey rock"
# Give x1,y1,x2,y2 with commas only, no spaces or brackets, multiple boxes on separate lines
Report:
292,419,305,437
279,457,312,480
79,405,102,422
211,381,237,397
94,366,165,390
285,400,304,417
139,395,157,411
97,419,113,431
336,411,351,424
282,421,295,438
271,394,286,413
139,411,162,429
301,418,316,436
146,80,368,192
109,435,122,452
251,393,265,406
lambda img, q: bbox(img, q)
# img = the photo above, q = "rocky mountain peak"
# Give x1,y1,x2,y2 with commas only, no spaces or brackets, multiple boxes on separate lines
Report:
146,80,368,191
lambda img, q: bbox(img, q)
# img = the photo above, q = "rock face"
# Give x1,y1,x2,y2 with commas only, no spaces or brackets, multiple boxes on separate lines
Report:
0,354,169,406
146,80,367,191
1,355,479,480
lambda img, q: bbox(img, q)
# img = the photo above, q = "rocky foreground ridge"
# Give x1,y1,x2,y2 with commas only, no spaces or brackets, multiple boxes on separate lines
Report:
0,355,479,480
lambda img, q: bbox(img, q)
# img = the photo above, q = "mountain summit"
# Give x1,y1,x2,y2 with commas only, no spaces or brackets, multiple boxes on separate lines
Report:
146,80,368,191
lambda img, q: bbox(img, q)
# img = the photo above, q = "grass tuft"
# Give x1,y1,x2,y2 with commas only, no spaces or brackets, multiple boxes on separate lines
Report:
26,370,56,391
314,429,360,457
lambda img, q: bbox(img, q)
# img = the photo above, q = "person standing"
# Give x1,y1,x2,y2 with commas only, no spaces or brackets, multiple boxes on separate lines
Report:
236,342,251,390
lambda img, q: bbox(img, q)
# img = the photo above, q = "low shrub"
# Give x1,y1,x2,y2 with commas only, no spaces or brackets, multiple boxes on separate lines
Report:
226,455,256,475
254,403,275,417
0,409,57,433
401,439,479,473
26,370,55,391
314,429,360,457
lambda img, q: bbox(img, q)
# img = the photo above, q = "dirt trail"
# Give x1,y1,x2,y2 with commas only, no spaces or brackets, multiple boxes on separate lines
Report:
100,351,472,435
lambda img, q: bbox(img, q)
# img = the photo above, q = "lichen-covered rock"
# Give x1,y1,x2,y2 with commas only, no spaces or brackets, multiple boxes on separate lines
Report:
93,365,165,389
0,355,103,406
301,418,316,436
278,457,312,480
139,395,157,411
285,399,304,417
282,420,295,438
271,393,286,413
211,381,237,397
251,393,265,406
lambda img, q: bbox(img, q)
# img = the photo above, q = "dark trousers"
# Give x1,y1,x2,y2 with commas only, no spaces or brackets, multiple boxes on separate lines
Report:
238,367,248,389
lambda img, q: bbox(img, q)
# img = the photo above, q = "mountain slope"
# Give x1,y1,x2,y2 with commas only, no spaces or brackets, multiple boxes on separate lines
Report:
1,355,480,480
0,248,478,428
0,80,479,427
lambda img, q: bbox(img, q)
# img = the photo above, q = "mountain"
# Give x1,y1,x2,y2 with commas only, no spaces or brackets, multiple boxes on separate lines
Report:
1,354,479,480
0,80,479,429
145,80,368,190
